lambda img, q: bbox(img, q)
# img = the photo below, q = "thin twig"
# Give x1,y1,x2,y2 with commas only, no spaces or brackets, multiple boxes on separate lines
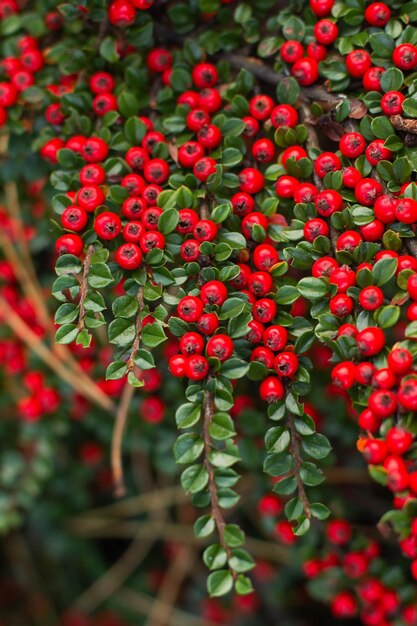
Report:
68,519,291,564
145,545,196,626
117,588,221,626
112,382,135,497
288,414,311,519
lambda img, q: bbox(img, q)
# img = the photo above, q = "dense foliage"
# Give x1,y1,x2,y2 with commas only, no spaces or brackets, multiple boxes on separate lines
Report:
2,0,417,624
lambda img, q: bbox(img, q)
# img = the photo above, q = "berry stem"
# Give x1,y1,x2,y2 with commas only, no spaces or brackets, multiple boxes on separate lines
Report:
289,414,311,519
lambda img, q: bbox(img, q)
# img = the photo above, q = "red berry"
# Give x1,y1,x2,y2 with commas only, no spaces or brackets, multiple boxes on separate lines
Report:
274,351,298,377
180,332,204,356
346,49,371,78
206,334,234,361
186,355,209,380
200,281,228,306
339,132,366,158
177,296,204,323
115,243,143,269
393,44,417,71
314,19,338,45
94,212,121,240
365,2,390,26
357,327,385,357
259,376,285,403
270,104,298,128
280,40,304,64
55,234,83,256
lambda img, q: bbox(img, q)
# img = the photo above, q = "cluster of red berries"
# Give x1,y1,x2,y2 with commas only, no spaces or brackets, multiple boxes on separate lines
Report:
303,518,417,626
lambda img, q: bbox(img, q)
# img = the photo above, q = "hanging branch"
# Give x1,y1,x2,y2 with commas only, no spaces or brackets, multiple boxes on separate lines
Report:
202,384,231,559
288,415,311,520
78,244,95,332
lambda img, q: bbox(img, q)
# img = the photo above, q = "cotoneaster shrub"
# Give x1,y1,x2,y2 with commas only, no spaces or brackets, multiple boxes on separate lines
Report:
2,0,417,624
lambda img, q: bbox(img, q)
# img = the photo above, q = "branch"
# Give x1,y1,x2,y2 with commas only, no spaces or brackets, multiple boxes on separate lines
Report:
202,384,230,557
127,286,144,373
78,244,94,331
288,414,311,519
390,114,417,135
111,382,135,498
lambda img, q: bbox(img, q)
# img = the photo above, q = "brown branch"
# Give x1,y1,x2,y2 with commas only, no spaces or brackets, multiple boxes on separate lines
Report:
145,545,196,626
0,296,115,412
202,385,230,556
111,382,135,498
78,244,94,331
117,588,221,626
390,114,417,135
68,519,291,564
127,286,144,373
288,414,311,519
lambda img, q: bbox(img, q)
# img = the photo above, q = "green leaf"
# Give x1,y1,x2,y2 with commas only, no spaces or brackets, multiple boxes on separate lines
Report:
219,297,247,320
229,548,255,573
203,544,228,570
181,464,209,494
373,256,398,285
209,442,240,468
263,452,292,476
118,92,139,118
112,295,139,318
300,462,325,486
159,208,179,234
54,303,78,325
174,434,204,464
108,319,136,347
88,263,114,288
276,77,300,105
106,361,128,380
369,32,394,58
310,502,331,520
380,67,403,92
141,323,167,348
209,413,236,440
99,36,120,63
297,277,327,299
175,403,201,428
55,254,82,276
235,574,254,595
124,117,147,145
207,570,233,597
224,524,245,547
371,116,394,140
265,426,291,453
403,98,417,118
219,358,249,379
55,324,78,344
194,515,215,539
301,433,331,460
134,349,155,370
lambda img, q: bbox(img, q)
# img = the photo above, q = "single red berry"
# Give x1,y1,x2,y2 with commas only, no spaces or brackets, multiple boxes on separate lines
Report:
180,331,205,356
339,132,366,158
274,351,298,377
192,63,218,88
206,334,234,361
115,243,143,269
200,281,228,306
314,152,342,178
251,346,275,368
140,231,165,252
177,297,204,325
363,66,385,92
381,90,405,115
197,313,219,336
329,294,354,317
393,44,417,71
194,219,218,242
359,286,384,311
398,378,417,411
396,197,417,224
55,233,83,256
332,361,357,389
263,325,288,351
346,49,371,78
186,355,209,380
355,178,383,206
270,104,298,128
304,218,329,242
253,298,277,323
94,212,121,240
291,57,319,85
108,0,136,26
61,206,88,232
388,347,413,375
259,376,285,403
238,168,265,194
280,40,304,64
365,2,390,26
368,389,397,417
310,0,334,16
314,19,338,45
